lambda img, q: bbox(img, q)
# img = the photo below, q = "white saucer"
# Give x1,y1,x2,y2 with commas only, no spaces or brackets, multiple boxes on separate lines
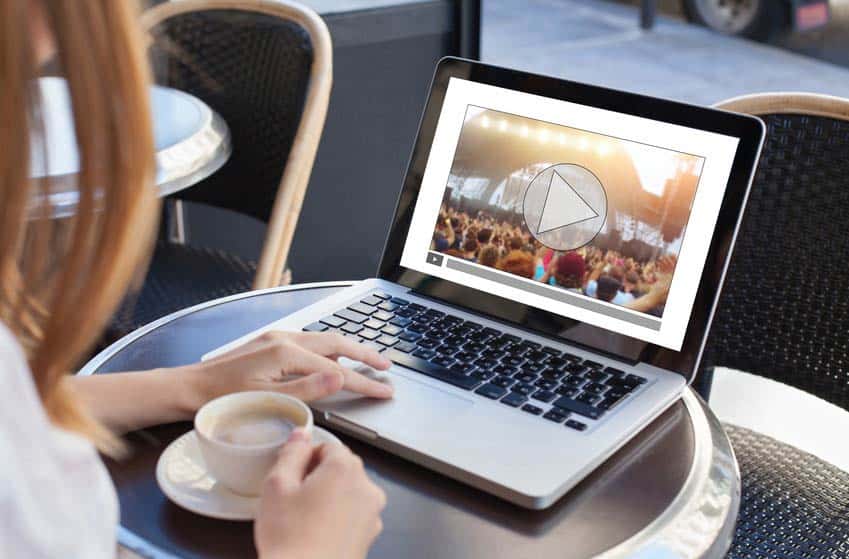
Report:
156,426,342,521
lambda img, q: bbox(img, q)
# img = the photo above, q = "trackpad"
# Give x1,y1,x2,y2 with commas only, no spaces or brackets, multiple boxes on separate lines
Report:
317,368,475,439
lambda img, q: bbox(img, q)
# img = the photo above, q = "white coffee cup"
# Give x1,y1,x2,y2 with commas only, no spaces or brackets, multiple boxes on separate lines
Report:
194,391,313,496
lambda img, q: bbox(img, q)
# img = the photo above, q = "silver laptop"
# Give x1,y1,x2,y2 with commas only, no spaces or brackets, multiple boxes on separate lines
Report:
205,58,765,509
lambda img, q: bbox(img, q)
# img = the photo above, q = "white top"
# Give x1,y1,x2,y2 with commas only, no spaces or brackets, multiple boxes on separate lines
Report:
0,322,118,558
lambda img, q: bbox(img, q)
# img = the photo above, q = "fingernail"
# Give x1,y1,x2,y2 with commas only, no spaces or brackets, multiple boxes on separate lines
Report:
380,356,392,369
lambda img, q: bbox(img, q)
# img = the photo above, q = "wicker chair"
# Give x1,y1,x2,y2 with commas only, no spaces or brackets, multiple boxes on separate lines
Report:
108,0,331,339
704,93,849,558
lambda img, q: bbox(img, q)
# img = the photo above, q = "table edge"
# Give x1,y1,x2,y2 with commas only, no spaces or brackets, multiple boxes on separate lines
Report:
84,281,739,559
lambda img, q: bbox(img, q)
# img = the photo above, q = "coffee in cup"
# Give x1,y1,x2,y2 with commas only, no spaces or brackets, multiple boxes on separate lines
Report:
194,391,313,496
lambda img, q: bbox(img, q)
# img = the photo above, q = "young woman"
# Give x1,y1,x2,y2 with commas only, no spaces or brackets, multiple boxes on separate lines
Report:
2,1,391,557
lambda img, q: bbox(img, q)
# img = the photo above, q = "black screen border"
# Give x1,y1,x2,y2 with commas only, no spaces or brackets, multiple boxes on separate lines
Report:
377,57,765,383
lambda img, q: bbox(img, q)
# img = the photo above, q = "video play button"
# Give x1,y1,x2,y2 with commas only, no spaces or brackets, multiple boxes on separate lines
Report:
522,164,607,251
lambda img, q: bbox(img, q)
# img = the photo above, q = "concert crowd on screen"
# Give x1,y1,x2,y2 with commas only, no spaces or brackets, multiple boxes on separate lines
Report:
431,206,676,316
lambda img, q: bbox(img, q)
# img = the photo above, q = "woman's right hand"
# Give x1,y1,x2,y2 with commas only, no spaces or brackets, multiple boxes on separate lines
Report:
255,429,386,559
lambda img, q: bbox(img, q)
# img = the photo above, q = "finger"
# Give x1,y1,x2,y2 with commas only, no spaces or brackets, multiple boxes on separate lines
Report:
295,333,391,371
268,344,392,398
276,370,344,402
339,366,394,398
266,428,313,493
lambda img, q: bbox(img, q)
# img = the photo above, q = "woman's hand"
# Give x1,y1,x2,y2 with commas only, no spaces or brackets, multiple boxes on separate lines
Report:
182,331,393,413
255,429,386,559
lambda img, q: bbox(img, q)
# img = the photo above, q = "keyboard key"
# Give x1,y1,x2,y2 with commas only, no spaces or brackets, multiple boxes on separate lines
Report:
541,368,565,381
522,362,547,375
408,303,426,312
586,369,610,383
376,335,398,347
535,379,557,390
626,373,647,385
604,366,626,377
576,392,601,405
378,301,400,312
471,370,495,381
389,317,412,328
543,409,568,423
532,390,556,403
482,349,506,360
462,321,483,331
413,348,435,359
407,322,430,334
525,350,550,363
335,308,369,324
474,358,499,370
556,385,579,398
303,322,328,332
475,383,507,400
521,404,544,415
372,291,391,300
545,357,569,370
358,328,381,341
381,324,403,336
394,341,417,353
463,342,486,354
514,372,538,384
454,351,477,363
564,375,586,387
492,375,516,388
398,330,422,342
349,302,377,316
436,345,459,357
606,389,628,402
541,346,562,356
511,383,536,396
390,297,410,306
431,355,455,368
596,397,620,411
450,363,476,375
386,349,481,390
500,392,527,407
519,340,541,351
341,323,364,334
373,310,394,322
320,315,346,328
565,419,587,432
361,295,384,306
493,365,518,377
417,338,439,349
502,355,525,367
584,360,604,369
395,307,418,318
364,318,386,330
566,362,588,375
584,382,608,395
562,352,581,362
552,396,604,420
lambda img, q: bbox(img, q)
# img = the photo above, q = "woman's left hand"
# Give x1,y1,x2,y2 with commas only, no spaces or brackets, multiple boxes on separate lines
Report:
180,331,394,413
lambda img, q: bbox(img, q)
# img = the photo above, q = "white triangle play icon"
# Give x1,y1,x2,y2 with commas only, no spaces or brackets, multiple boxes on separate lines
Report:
536,171,599,235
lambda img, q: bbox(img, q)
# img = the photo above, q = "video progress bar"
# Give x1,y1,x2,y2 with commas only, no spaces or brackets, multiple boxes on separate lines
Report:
444,256,662,331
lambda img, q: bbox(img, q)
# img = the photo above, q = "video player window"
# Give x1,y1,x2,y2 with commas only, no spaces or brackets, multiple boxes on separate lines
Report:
428,106,705,325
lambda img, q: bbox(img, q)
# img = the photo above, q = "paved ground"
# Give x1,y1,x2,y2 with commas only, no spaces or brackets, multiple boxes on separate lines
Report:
482,0,849,106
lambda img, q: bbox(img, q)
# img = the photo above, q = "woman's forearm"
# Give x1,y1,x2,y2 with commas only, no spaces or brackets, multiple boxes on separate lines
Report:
68,367,199,433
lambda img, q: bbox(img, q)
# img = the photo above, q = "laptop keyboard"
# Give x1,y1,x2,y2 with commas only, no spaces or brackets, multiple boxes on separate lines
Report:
303,291,647,432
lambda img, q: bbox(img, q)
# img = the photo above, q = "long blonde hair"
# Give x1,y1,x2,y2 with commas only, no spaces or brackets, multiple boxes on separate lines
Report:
0,0,159,452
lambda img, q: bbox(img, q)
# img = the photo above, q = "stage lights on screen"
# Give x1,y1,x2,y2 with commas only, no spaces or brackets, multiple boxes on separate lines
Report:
476,116,613,157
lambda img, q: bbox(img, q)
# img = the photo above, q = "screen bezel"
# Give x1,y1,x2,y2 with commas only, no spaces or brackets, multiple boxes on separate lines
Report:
377,57,764,383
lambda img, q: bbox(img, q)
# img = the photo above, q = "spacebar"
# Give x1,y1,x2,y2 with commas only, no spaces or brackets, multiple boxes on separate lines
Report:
384,349,480,390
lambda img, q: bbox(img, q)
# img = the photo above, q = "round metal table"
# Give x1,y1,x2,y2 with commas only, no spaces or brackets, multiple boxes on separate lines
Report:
81,282,740,559
31,77,230,217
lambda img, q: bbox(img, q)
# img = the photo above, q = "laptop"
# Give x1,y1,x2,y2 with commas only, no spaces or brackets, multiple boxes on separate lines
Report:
205,58,764,509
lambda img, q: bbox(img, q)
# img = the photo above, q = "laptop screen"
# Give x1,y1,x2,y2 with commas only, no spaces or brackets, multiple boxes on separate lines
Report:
399,77,741,352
